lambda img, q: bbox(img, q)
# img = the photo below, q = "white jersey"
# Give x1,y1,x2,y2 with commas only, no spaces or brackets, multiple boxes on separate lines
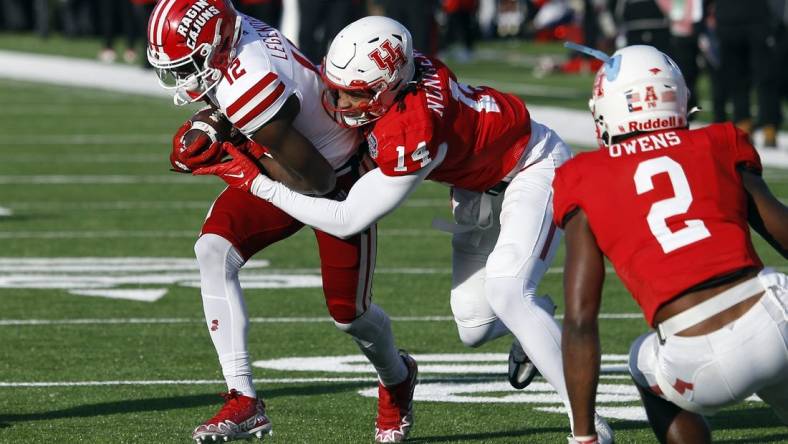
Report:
207,14,359,169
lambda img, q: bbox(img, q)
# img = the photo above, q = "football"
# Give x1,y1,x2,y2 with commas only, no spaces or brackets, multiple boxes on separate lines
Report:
181,107,236,150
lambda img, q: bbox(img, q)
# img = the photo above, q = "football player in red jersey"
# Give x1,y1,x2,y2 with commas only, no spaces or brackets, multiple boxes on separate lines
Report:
554,45,788,444
147,2,416,442
196,15,614,442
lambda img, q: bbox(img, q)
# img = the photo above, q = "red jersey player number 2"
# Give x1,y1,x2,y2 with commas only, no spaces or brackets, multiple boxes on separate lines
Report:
634,155,711,254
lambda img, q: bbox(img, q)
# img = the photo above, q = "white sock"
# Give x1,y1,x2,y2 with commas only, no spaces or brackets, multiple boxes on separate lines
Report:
335,304,408,387
195,234,256,398
486,276,569,403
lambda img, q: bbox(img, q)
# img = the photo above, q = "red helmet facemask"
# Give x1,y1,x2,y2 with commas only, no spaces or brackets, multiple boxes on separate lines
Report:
320,65,389,128
147,0,241,105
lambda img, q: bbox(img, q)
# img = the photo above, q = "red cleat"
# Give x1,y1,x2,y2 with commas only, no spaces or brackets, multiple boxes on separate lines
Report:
192,389,272,442
375,352,418,443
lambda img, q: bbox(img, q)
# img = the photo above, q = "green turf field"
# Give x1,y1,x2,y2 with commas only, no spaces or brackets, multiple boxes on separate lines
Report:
0,44,787,443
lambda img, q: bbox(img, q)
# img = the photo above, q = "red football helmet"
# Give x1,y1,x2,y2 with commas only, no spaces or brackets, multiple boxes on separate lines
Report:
147,0,242,105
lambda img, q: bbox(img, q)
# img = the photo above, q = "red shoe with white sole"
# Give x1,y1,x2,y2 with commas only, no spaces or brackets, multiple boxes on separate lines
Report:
192,389,272,442
375,351,418,443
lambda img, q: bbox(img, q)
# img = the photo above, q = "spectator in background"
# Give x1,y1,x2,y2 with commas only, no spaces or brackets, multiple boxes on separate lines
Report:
297,0,359,64
771,0,788,126
97,0,138,63
699,0,727,123
61,0,96,37
131,0,157,67
381,0,438,54
611,0,671,53
715,0,781,147
442,0,478,62
33,0,49,38
236,0,282,28
656,0,703,115
1,0,31,31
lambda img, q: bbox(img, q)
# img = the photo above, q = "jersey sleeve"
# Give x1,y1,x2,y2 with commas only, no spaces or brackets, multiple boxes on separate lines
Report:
369,122,439,177
221,70,296,137
730,125,763,174
552,160,584,229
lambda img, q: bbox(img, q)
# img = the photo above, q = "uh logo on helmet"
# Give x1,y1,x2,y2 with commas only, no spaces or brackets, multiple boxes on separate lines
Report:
589,45,689,146
321,16,416,128
147,0,242,105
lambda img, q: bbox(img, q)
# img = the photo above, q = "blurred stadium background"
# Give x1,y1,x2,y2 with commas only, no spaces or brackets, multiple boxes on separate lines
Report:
0,0,786,442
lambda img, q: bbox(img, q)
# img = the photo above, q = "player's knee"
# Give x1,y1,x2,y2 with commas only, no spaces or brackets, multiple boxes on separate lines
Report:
628,332,653,388
326,299,360,325
486,243,524,278
456,324,493,348
333,304,388,335
194,234,231,267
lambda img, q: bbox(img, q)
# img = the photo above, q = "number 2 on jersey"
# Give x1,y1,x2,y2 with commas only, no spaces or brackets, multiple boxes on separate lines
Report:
634,156,711,253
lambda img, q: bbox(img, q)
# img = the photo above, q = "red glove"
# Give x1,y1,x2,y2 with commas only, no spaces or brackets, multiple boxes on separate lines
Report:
193,143,261,191
240,140,272,159
169,120,226,173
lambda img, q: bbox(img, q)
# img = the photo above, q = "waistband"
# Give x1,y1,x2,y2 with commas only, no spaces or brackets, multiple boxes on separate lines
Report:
656,274,764,342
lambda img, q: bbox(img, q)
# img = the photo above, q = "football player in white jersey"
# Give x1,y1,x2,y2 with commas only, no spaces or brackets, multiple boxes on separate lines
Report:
147,1,416,442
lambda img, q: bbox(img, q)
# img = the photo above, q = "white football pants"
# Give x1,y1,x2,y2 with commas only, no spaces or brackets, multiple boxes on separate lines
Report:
629,268,788,422
449,120,572,404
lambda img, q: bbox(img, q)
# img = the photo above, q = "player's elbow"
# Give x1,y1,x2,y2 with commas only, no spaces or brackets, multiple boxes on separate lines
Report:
332,222,367,239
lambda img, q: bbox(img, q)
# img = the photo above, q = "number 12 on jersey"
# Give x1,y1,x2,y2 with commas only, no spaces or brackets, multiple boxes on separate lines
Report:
634,156,711,254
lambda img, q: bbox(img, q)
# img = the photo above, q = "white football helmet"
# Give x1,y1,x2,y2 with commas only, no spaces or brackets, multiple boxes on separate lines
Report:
321,16,415,127
589,45,689,146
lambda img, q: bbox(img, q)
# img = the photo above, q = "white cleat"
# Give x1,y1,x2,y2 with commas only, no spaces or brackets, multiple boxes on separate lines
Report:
594,413,614,444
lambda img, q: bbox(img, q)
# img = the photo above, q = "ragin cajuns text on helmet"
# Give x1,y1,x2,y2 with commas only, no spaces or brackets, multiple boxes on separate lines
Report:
147,0,242,105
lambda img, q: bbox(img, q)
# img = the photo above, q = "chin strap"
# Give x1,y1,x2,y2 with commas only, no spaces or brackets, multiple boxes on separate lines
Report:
568,434,599,444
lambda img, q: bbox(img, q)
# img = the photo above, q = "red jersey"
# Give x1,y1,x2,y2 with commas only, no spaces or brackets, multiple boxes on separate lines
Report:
552,123,763,326
364,56,532,192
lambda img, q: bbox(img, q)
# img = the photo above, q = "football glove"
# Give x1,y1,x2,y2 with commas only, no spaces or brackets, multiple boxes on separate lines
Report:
169,120,226,173
193,143,262,192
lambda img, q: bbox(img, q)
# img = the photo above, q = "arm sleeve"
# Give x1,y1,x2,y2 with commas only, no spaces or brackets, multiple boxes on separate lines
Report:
250,166,432,238
552,162,582,229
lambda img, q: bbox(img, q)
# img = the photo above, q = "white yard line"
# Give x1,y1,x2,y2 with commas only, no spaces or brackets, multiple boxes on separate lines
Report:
0,175,206,184
0,135,171,145
0,374,630,388
0,313,643,326
0,229,451,238
2,198,448,211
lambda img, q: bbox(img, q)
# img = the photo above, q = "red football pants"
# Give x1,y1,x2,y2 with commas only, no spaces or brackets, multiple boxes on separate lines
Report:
200,172,375,323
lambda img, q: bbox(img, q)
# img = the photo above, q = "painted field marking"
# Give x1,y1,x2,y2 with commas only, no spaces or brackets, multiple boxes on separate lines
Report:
0,175,206,184
0,352,765,424
0,313,642,327
2,198,448,211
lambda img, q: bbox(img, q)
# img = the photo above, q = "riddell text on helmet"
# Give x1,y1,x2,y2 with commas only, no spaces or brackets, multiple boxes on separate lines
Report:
623,116,686,133
176,1,221,49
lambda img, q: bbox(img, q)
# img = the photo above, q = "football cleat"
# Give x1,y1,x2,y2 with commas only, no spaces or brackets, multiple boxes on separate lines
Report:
508,338,539,390
192,389,272,443
507,294,556,390
594,413,615,444
375,351,418,443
